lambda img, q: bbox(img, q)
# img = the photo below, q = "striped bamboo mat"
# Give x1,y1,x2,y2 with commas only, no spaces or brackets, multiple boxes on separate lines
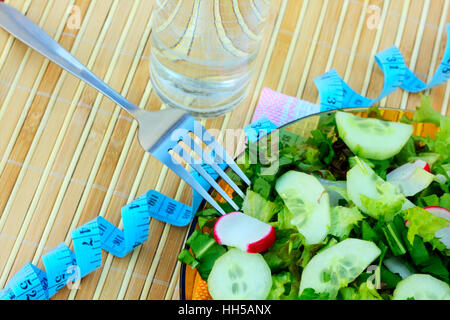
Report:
0,0,448,300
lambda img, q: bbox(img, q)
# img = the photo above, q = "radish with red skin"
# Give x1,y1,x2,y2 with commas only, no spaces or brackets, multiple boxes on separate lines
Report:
421,161,431,173
424,206,450,249
386,160,435,197
213,212,276,253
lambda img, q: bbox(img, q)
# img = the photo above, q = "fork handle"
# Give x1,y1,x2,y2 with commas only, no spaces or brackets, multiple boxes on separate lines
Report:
0,2,141,116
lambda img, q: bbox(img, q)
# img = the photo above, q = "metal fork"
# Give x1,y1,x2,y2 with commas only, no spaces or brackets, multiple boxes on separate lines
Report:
0,2,250,216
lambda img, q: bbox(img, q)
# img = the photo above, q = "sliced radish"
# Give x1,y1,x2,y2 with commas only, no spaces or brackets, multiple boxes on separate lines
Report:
386,160,435,197
213,212,276,253
424,206,450,249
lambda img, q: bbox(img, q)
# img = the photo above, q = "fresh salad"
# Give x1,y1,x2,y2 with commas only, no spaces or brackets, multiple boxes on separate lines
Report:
178,96,450,300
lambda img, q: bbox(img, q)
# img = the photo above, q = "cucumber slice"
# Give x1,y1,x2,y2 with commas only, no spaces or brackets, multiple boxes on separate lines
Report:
336,112,413,161
299,238,381,299
347,158,407,220
393,274,450,300
207,249,272,300
276,171,331,245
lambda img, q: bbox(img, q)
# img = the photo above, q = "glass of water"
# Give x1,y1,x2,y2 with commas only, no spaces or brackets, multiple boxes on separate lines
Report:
150,0,271,118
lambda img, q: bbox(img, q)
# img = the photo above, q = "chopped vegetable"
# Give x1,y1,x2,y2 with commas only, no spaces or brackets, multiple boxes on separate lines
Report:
207,249,272,300
403,207,449,245
299,238,381,299
386,160,435,196
179,103,450,300
413,95,447,126
267,272,300,300
336,111,413,161
347,158,406,220
276,171,331,245
329,206,364,240
242,189,278,223
213,212,276,253
393,274,450,300
424,206,450,249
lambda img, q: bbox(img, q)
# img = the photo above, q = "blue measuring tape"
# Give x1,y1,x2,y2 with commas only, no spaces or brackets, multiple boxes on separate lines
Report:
316,24,450,111
2,23,450,301
245,24,450,141
245,116,279,143
0,190,192,300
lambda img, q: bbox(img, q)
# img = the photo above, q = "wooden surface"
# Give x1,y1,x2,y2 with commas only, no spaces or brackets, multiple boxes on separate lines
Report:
0,0,448,300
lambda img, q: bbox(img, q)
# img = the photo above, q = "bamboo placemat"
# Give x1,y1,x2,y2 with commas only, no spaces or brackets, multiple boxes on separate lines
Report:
0,0,448,300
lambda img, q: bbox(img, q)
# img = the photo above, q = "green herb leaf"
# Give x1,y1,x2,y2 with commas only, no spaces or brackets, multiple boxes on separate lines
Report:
420,255,449,282
298,288,331,300
182,230,227,280
382,221,407,256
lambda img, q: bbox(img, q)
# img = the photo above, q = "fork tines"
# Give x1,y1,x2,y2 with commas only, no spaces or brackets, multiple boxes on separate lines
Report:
168,123,251,216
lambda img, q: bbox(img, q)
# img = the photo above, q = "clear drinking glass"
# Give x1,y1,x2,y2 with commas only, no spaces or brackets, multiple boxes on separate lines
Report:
149,0,270,118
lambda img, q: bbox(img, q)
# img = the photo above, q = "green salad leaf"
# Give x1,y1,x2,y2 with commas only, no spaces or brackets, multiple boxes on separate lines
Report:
360,181,406,221
267,272,300,300
413,117,450,165
178,100,450,300
420,255,449,282
242,189,278,223
275,205,295,230
339,282,385,300
413,95,447,126
403,207,450,245
307,129,335,165
297,288,331,300
263,229,304,275
329,206,364,240
178,230,227,280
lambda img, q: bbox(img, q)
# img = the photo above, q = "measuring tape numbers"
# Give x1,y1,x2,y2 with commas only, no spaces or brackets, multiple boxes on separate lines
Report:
2,23,449,301
0,190,192,300
316,24,450,111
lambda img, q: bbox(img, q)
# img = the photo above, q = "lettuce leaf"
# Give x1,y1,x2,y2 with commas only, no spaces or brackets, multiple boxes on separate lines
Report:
360,182,406,221
242,189,278,223
437,117,450,163
339,283,384,300
263,229,304,276
267,272,300,300
403,207,450,245
413,95,447,126
413,117,450,165
329,206,364,239
357,283,384,300
276,206,295,230
410,95,449,167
